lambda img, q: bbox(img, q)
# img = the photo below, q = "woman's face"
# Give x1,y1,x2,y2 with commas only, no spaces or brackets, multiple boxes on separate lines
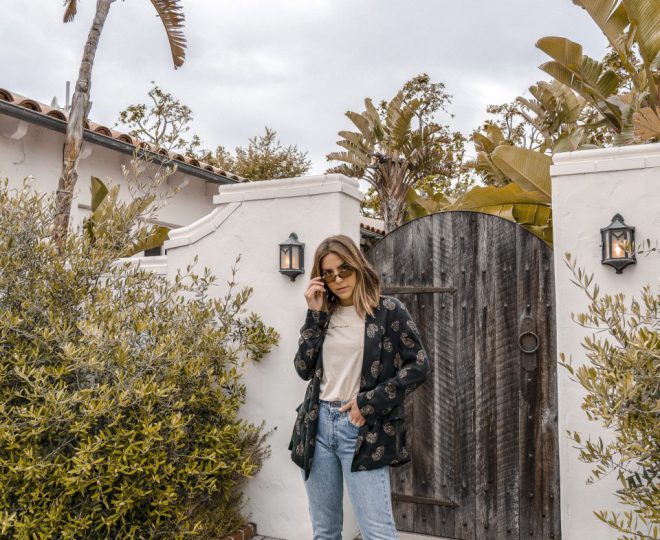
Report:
320,252,357,307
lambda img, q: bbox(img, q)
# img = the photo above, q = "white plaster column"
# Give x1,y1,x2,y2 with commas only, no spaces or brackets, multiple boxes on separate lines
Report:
551,142,660,538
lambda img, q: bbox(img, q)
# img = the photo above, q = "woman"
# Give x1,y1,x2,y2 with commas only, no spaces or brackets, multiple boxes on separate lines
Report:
288,234,431,540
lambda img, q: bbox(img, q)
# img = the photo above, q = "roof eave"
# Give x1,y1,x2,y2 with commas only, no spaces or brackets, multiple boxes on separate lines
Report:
0,99,239,186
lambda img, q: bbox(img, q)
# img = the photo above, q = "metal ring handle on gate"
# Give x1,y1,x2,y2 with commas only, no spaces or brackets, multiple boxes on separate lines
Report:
518,330,539,354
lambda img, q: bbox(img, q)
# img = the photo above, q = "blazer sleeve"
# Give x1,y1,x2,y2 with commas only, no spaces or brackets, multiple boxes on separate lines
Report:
293,309,329,381
355,299,431,420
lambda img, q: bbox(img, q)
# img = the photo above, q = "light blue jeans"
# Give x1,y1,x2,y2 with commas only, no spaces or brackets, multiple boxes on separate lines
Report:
302,399,399,540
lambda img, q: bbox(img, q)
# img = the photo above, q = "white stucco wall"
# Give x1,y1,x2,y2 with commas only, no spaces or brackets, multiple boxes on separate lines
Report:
551,143,660,538
0,115,217,231
164,174,364,540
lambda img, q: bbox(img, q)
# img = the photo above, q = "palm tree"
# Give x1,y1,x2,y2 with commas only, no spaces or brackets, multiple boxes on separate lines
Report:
326,92,449,233
53,0,186,247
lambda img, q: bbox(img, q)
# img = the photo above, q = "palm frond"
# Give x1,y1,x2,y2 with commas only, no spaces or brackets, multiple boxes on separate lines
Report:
149,0,187,68
63,0,78,23
345,112,373,140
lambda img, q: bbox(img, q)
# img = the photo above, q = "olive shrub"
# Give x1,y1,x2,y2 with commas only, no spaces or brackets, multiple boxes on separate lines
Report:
0,179,279,538
561,253,659,539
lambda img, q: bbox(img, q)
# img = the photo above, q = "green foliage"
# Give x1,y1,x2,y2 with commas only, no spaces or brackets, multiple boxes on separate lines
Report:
117,84,311,180
460,0,660,245
193,127,312,180
560,253,659,539
360,130,473,222
538,0,660,144
116,83,194,152
0,179,279,538
377,73,453,129
327,74,474,232
85,176,170,257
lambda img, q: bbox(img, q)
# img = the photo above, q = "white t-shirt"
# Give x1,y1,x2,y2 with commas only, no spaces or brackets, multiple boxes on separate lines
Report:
319,304,365,401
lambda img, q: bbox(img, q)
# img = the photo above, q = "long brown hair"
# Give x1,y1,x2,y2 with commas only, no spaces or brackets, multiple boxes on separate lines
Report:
311,234,381,319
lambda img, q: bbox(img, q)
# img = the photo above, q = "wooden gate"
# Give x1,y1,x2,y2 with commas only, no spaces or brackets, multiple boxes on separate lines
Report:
367,211,560,539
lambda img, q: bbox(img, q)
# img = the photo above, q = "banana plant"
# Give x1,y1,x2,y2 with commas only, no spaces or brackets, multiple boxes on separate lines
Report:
407,0,659,247
410,83,568,246
538,0,660,143
84,176,170,258
537,36,623,130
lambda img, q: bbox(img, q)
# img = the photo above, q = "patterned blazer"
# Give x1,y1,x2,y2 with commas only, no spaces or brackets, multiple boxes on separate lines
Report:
288,295,431,480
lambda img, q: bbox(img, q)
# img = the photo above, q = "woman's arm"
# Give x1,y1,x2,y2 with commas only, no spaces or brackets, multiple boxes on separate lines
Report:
355,298,431,419
293,309,329,381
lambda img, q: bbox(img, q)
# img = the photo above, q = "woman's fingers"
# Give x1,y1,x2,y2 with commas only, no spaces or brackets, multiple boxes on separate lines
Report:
305,277,327,310
305,277,325,295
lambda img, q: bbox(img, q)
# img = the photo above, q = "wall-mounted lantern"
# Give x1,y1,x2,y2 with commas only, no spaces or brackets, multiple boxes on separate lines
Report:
600,214,636,274
279,232,305,281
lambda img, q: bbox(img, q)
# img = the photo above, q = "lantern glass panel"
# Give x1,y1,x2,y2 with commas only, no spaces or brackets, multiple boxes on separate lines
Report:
280,246,291,270
610,231,628,259
291,246,300,270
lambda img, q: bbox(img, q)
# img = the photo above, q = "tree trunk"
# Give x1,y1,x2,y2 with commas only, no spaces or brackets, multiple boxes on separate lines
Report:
53,0,115,248
383,197,407,233
381,163,408,233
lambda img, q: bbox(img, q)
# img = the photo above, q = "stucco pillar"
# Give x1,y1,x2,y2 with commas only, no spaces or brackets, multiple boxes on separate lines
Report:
551,143,660,538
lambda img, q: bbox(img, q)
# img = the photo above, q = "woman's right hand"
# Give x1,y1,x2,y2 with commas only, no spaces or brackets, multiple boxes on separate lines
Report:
305,276,328,311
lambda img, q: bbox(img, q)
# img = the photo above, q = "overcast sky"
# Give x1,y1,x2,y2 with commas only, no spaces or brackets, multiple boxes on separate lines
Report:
2,1,608,174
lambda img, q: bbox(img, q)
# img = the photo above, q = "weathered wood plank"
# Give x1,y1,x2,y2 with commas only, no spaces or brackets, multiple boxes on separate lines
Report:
392,493,458,508
537,240,561,539
431,213,458,537
474,217,498,539
404,219,438,536
517,233,544,539
493,221,520,540
451,213,478,540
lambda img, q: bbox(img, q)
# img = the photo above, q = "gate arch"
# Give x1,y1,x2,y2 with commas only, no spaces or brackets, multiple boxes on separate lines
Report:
367,211,560,539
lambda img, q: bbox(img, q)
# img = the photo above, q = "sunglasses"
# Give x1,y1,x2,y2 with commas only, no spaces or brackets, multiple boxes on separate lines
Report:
321,265,355,283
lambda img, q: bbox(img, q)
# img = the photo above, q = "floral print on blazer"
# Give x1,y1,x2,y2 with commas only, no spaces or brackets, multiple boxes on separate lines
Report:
288,295,431,480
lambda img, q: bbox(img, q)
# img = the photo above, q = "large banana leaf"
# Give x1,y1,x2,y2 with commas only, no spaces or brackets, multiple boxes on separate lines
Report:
537,41,620,100
131,223,171,254
633,107,660,140
444,182,549,209
404,187,453,221
537,36,584,69
442,183,553,246
622,0,660,66
491,146,552,200
571,0,629,50
473,123,507,152
346,111,373,140
472,124,513,185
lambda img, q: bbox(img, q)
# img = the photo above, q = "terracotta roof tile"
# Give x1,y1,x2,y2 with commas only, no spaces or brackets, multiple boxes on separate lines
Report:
0,87,248,183
359,222,385,235
18,98,43,112
46,109,67,121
